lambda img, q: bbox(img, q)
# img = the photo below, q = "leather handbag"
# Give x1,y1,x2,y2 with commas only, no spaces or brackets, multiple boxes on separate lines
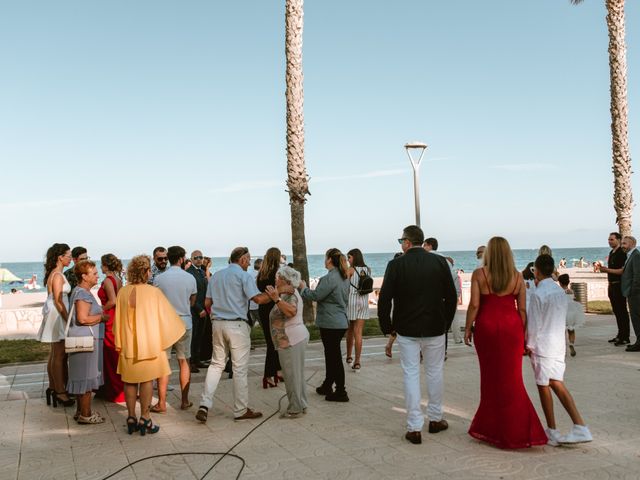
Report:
64,299,95,354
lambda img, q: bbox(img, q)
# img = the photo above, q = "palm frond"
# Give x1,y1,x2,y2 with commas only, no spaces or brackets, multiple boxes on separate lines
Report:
570,0,584,4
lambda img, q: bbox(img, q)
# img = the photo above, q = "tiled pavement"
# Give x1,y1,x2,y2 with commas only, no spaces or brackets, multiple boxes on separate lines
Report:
1,313,639,480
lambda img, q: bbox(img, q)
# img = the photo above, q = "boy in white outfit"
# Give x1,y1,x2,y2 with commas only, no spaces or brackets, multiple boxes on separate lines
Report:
527,254,592,446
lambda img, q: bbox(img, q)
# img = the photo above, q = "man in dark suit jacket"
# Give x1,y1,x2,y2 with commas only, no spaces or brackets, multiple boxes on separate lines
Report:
621,236,640,352
378,225,458,445
187,250,209,371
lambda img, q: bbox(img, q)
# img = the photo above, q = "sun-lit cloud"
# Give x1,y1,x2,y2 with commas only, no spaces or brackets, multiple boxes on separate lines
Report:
210,168,409,193
489,163,554,172
0,198,88,209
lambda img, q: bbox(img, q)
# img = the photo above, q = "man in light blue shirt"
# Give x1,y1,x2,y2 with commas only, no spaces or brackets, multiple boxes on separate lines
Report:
196,247,283,423
153,246,197,412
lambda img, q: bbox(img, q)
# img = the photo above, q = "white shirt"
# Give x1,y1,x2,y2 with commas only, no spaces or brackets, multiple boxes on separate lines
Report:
154,266,197,329
526,278,567,359
430,251,461,297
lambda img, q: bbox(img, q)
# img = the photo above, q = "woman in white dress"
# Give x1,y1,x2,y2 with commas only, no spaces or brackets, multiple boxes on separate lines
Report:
345,249,371,372
37,243,75,407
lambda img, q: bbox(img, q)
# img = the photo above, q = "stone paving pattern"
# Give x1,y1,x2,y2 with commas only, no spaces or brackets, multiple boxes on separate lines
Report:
0,312,639,479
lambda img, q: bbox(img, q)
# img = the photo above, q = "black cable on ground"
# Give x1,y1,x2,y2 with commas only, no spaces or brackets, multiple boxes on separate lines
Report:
100,371,318,480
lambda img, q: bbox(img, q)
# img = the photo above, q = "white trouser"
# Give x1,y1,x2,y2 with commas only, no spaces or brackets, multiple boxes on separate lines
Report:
397,333,446,432
450,314,462,343
200,320,251,416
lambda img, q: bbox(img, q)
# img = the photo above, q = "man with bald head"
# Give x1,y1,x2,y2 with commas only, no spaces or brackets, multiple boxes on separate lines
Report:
187,250,209,371
621,236,640,352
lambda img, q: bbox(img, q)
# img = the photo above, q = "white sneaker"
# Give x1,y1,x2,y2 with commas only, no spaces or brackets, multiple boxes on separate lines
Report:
545,428,562,446
559,424,593,444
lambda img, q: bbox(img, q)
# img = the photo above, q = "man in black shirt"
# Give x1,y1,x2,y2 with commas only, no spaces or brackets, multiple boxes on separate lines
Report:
378,225,457,445
187,250,209,372
598,232,630,345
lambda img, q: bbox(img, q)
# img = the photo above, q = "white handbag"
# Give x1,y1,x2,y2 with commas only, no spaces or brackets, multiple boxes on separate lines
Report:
64,299,95,354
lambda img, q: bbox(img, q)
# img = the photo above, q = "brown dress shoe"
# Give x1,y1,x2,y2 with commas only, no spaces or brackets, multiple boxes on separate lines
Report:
428,419,449,434
234,408,263,421
405,431,422,444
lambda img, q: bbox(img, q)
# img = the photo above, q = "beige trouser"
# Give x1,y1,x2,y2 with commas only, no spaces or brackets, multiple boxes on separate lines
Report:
200,320,251,416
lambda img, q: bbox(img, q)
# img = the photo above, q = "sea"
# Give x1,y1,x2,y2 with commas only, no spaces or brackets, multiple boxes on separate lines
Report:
0,247,611,295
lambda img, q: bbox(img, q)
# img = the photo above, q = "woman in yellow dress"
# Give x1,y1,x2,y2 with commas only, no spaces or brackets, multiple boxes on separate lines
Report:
114,255,185,435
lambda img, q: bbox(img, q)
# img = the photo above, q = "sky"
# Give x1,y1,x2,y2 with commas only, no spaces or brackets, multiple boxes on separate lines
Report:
0,0,638,262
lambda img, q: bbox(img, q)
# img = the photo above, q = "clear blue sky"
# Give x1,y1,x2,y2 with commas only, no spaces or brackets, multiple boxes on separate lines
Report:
1,0,638,262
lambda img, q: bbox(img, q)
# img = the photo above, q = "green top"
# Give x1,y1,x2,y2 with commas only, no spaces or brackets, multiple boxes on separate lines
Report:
300,268,349,329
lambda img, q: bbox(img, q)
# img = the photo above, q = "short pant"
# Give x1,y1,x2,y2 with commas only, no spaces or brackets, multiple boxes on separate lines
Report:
530,354,565,386
166,329,193,360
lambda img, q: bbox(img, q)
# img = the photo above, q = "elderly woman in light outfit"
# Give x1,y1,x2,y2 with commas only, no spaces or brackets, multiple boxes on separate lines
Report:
265,266,310,418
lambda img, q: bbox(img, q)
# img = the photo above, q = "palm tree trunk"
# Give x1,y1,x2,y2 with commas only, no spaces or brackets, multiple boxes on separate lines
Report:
285,0,314,324
606,0,633,235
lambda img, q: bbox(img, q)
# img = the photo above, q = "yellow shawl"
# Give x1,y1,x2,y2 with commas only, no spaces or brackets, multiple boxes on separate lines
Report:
114,284,186,361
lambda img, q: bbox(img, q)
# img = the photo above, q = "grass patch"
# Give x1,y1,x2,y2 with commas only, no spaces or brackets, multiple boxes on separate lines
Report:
0,319,386,364
0,339,50,364
251,318,383,345
587,300,612,315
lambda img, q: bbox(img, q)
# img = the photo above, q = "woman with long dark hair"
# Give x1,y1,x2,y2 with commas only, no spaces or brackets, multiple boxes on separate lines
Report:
346,248,370,372
97,253,125,402
257,247,283,388
465,237,547,448
300,248,350,402
37,243,75,407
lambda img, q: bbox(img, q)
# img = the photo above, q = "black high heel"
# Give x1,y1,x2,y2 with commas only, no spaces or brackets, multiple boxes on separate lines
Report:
126,416,139,435
138,417,159,436
53,392,75,408
45,388,53,406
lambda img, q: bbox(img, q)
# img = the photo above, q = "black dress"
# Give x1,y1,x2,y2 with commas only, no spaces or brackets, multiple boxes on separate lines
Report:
257,272,282,377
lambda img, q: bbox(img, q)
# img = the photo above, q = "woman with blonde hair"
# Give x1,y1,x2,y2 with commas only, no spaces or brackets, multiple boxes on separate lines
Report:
299,248,350,402
114,255,185,435
256,247,283,388
465,237,547,449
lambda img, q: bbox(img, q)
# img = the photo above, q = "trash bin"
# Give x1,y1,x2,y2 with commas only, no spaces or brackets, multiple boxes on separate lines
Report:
571,282,588,311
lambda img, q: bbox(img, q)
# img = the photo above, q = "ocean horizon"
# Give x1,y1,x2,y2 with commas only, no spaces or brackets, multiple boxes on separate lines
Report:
1,247,612,294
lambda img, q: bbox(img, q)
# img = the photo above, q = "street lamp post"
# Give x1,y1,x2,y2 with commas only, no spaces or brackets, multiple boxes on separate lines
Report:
404,141,428,227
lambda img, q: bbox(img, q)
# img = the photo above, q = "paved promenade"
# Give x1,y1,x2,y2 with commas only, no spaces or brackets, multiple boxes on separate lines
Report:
1,312,639,480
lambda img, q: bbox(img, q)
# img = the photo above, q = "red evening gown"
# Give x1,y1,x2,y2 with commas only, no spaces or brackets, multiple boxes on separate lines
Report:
97,275,125,402
468,270,547,449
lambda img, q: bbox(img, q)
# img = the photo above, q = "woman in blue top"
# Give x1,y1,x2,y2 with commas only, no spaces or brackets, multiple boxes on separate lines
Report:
299,248,350,402
67,260,108,424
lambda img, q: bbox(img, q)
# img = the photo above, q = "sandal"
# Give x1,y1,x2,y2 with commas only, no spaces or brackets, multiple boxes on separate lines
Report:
352,362,361,372
126,416,139,434
138,417,160,436
77,412,105,425
180,402,193,410
150,404,166,414
346,357,353,364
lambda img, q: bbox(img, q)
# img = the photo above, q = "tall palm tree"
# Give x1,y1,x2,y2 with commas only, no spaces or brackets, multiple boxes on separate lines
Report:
285,0,313,323
572,0,633,235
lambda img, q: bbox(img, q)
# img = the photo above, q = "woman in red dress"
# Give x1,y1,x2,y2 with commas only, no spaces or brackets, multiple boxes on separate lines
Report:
464,237,547,449
97,254,125,403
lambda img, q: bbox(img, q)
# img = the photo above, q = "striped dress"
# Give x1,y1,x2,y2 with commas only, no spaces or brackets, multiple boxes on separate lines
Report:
347,266,371,321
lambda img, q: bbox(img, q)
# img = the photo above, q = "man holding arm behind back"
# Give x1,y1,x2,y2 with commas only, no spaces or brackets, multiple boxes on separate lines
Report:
378,225,458,445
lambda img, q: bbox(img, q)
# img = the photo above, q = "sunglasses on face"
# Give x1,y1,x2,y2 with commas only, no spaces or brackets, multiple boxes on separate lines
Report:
397,238,407,245
156,256,168,262
193,256,204,260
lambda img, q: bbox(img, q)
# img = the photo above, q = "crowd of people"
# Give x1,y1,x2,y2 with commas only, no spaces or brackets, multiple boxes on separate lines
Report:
34,227,639,448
